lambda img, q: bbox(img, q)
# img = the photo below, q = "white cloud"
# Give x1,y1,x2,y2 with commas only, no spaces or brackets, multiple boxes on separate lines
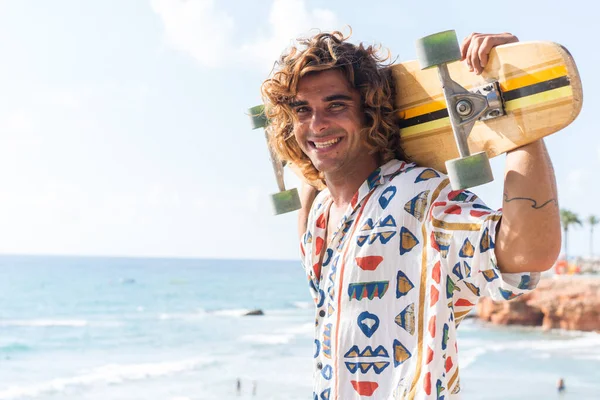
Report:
150,0,235,68
239,0,340,70
151,0,339,71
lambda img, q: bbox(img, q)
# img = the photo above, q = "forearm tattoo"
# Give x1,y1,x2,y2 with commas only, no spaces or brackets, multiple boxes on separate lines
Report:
503,192,557,209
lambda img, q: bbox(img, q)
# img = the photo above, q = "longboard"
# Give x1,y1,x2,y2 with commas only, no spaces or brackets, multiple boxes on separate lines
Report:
395,40,582,173
250,33,582,214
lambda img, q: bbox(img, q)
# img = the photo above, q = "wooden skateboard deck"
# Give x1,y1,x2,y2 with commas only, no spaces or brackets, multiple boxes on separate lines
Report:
249,39,582,212
394,41,582,173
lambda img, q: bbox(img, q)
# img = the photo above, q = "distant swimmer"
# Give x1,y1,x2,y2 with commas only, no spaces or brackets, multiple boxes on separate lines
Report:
557,377,565,393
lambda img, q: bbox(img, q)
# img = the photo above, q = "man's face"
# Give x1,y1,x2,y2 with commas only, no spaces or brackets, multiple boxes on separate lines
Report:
291,69,371,176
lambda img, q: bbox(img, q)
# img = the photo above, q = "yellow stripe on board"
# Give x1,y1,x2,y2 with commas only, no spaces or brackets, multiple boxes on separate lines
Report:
398,65,568,124
505,85,573,112
400,99,447,120
500,65,568,92
400,117,450,138
400,85,573,139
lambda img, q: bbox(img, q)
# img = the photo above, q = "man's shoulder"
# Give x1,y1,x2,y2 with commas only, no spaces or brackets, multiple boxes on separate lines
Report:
384,161,449,188
362,162,451,214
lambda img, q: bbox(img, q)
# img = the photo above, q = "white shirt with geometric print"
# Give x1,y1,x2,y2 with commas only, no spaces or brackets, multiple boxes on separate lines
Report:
300,159,539,400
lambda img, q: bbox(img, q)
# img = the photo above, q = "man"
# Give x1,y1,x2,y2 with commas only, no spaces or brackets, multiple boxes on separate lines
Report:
261,30,560,399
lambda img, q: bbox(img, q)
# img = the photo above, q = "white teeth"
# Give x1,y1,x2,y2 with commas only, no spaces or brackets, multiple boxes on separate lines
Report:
313,138,340,149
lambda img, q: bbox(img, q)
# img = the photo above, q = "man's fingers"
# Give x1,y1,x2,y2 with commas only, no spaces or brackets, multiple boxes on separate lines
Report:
460,33,476,60
463,32,519,74
478,48,489,73
465,45,473,72
476,37,493,73
463,33,483,72
469,35,487,74
477,37,503,73
469,39,481,73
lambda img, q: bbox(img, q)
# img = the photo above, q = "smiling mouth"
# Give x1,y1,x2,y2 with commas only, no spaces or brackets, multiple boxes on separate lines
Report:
310,137,341,149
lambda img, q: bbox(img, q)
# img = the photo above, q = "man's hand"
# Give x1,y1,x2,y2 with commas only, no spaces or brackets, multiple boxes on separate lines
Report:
460,33,519,75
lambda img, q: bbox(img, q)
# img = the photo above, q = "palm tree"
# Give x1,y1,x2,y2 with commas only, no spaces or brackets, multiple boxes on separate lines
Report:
560,209,581,260
587,215,599,258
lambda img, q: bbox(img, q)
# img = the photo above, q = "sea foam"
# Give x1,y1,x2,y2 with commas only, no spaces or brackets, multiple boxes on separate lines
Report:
0,357,214,400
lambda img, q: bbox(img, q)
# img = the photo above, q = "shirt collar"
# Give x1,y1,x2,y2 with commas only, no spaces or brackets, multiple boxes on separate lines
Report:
348,159,415,209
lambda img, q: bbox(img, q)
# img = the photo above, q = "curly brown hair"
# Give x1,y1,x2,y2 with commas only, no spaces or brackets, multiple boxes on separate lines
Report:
260,29,406,186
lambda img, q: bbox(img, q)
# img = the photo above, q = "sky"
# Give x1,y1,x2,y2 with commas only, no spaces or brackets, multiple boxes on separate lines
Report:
0,0,597,261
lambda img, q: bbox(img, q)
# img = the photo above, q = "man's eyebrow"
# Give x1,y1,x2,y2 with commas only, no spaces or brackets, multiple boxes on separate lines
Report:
289,100,308,108
289,94,354,108
324,94,354,102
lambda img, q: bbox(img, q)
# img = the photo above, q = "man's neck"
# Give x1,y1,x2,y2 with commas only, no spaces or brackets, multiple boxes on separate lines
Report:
324,157,380,208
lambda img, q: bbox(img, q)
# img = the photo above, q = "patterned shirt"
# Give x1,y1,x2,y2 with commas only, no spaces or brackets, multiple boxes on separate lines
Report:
300,159,539,400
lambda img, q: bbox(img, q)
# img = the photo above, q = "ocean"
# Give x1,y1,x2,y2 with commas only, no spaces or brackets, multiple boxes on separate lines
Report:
0,255,598,400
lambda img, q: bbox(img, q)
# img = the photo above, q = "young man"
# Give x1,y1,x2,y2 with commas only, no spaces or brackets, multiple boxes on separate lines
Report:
261,30,560,399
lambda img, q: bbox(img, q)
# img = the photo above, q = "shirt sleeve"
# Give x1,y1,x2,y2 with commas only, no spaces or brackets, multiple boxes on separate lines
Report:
426,179,540,308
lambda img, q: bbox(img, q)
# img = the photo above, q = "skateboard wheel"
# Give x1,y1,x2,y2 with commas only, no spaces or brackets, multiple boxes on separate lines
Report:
249,105,268,129
445,152,494,190
271,188,302,215
415,30,461,70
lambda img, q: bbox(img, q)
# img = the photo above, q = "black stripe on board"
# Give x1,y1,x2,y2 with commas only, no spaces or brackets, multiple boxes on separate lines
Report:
399,75,571,129
398,108,449,129
502,75,570,102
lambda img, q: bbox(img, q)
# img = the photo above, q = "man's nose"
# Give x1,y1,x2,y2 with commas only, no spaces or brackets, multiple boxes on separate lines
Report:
310,110,329,133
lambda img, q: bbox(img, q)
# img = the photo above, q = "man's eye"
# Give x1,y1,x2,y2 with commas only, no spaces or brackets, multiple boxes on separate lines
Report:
295,106,310,114
329,103,346,110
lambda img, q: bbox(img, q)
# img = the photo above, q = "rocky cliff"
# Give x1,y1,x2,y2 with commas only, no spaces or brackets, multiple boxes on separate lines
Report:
476,277,600,332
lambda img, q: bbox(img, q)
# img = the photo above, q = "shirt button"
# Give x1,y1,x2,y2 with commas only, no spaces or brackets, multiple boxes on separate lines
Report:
319,310,326,317
316,361,323,370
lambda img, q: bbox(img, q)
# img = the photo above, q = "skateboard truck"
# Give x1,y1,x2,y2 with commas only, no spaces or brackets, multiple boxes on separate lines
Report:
248,105,302,215
416,30,505,190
